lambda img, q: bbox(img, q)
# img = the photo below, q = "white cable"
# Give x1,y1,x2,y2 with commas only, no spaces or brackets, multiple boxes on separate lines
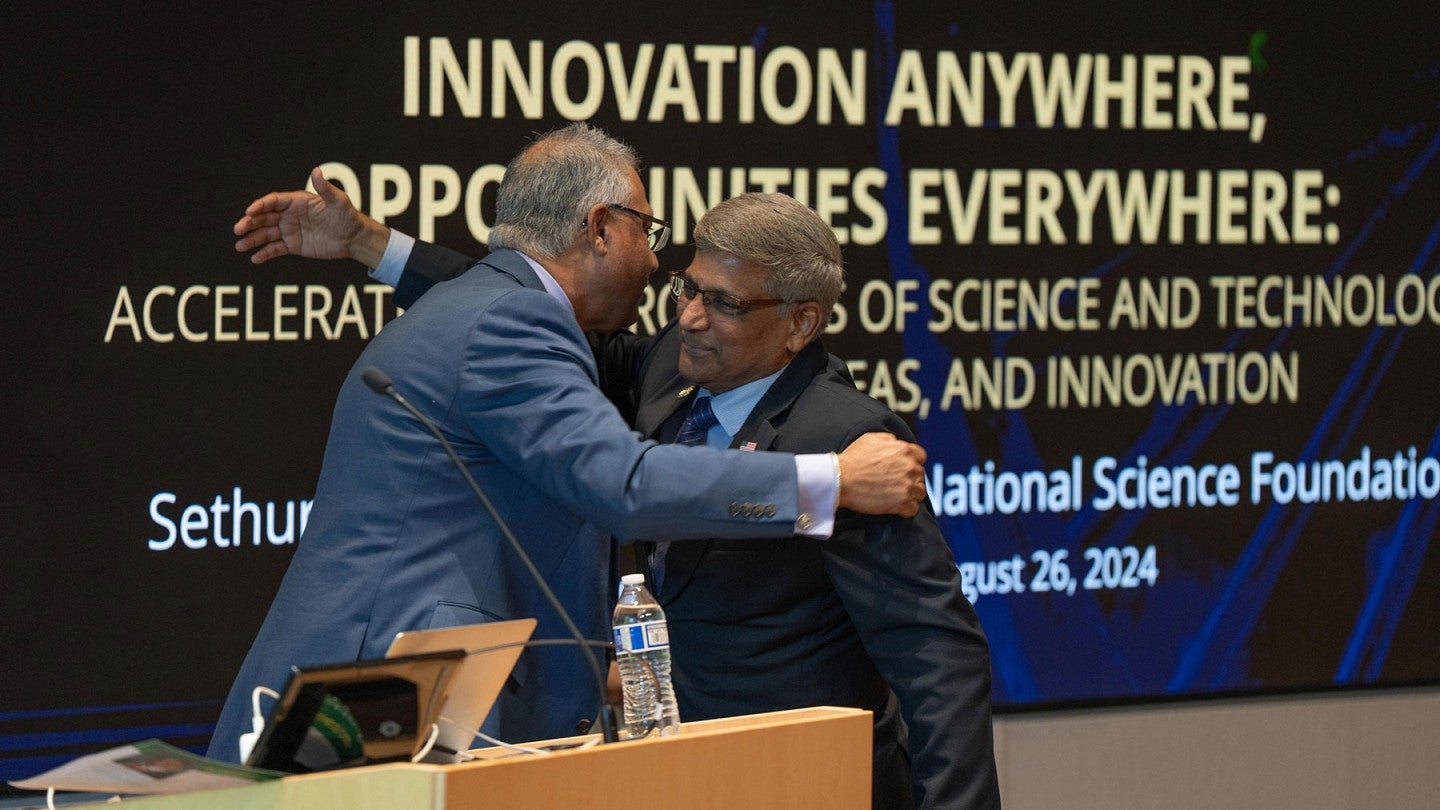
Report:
46,787,56,810
238,685,281,762
250,685,280,720
429,717,478,762
471,729,551,756
410,723,441,763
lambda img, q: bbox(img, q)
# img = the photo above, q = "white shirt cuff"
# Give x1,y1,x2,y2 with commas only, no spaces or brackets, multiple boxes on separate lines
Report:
793,453,837,538
368,229,415,287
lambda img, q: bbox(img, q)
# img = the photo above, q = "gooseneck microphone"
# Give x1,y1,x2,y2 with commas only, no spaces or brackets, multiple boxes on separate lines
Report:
360,366,620,745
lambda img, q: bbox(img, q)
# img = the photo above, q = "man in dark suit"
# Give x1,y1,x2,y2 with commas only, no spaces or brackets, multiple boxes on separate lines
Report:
612,194,1001,809
236,179,1000,807
211,125,930,764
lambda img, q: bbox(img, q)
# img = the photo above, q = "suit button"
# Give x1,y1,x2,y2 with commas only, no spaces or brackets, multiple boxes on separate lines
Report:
729,503,741,516
764,504,777,517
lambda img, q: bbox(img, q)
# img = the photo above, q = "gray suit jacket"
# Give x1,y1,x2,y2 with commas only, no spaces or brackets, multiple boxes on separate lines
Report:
208,250,802,762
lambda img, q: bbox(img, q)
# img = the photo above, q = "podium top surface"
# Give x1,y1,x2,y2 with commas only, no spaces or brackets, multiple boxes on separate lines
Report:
63,707,872,810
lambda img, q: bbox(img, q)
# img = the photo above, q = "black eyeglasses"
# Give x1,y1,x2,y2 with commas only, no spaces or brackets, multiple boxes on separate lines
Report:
669,272,788,317
597,204,671,252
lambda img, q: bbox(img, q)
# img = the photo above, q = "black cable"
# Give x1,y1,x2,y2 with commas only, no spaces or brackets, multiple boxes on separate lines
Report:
362,367,619,743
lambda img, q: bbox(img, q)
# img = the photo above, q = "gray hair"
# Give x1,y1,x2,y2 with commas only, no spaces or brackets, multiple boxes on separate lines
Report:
692,193,845,314
488,123,639,259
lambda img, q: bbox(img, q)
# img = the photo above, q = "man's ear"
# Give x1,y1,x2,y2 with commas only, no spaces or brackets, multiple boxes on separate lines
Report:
582,203,610,254
787,300,825,352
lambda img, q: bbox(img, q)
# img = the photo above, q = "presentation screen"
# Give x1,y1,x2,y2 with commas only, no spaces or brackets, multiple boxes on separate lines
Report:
3,0,1436,785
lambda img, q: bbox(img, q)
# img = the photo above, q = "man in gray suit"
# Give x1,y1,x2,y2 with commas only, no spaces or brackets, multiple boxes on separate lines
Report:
210,124,928,762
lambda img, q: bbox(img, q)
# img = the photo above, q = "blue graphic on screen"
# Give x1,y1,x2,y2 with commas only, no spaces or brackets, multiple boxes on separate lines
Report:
870,0,1440,708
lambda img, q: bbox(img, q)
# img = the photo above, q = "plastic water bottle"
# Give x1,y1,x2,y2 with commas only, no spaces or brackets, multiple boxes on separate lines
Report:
612,573,680,738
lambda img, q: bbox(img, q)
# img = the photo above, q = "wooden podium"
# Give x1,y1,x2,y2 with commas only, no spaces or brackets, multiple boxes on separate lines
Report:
94,707,871,809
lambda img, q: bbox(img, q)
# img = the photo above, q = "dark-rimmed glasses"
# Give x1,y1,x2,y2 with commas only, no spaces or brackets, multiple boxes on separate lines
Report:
602,204,672,252
669,272,788,317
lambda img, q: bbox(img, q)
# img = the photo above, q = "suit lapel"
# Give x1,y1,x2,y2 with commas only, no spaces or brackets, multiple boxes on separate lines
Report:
655,339,831,603
728,339,827,447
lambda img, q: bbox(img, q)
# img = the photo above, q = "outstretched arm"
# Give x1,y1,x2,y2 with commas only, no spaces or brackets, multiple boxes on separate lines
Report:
233,167,391,267
232,166,473,309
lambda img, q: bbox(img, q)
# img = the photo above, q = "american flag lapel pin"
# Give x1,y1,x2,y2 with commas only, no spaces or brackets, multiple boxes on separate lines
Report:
740,441,757,452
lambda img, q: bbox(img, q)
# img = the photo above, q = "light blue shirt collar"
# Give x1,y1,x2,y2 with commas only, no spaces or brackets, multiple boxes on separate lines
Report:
516,251,576,319
696,366,787,448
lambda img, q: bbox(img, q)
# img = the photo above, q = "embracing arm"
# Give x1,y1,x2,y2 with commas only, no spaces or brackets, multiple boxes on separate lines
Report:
232,171,657,405
394,239,473,309
457,288,800,540
233,167,391,266
231,167,474,309
457,290,928,537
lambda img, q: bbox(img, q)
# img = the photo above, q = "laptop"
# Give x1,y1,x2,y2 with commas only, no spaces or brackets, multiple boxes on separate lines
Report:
385,618,538,762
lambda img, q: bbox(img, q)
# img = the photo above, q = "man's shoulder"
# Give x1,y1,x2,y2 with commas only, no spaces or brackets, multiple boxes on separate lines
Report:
410,260,554,317
468,248,537,280
784,370,914,444
797,367,898,418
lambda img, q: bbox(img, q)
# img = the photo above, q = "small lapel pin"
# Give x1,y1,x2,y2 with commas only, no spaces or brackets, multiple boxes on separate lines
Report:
677,385,695,398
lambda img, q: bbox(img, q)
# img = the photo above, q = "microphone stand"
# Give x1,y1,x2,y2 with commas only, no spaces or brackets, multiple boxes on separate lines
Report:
362,366,620,744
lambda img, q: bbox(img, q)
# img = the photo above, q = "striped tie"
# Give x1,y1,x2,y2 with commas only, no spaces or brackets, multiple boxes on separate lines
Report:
674,396,718,446
651,396,718,590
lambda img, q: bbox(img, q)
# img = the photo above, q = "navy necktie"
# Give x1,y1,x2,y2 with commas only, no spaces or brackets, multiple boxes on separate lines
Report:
651,396,718,590
674,396,718,446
